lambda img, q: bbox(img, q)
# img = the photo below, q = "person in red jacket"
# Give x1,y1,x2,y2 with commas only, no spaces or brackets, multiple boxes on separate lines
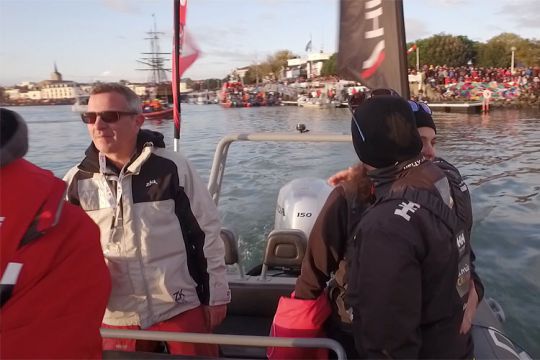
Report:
0,108,111,359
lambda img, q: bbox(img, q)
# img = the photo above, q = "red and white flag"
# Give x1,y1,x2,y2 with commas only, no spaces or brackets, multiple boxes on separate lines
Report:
407,44,417,54
176,30,200,78
172,0,200,142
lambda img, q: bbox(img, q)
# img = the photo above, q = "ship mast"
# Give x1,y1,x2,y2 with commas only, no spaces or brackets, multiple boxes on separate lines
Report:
136,14,170,84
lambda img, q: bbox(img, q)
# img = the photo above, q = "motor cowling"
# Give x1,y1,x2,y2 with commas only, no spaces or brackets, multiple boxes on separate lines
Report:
274,178,333,239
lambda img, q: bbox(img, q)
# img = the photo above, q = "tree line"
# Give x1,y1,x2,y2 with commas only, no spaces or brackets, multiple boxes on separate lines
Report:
182,32,539,87
406,33,540,69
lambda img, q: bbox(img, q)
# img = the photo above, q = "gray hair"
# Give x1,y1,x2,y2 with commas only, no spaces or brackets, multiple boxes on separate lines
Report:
90,83,142,114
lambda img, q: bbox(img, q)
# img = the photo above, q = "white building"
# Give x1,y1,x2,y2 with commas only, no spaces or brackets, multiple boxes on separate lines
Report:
40,81,80,99
39,64,81,100
286,52,332,79
20,90,43,100
126,83,149,97
5,88,21,100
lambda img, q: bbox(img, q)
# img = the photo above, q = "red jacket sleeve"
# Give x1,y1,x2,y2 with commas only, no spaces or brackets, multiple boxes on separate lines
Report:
1,204,111,359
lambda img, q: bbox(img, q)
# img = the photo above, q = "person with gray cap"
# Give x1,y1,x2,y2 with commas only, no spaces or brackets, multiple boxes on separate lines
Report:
0,108,110,358
346,96,475,359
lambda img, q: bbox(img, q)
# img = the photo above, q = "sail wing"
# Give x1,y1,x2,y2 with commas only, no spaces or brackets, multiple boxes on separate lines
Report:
337,0,409,98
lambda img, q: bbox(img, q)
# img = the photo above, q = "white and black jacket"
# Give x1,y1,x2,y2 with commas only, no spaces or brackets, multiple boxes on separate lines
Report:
64,130,230,328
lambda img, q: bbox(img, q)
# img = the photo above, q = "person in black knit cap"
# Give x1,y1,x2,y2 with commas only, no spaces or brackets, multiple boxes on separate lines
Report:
346,96,475,359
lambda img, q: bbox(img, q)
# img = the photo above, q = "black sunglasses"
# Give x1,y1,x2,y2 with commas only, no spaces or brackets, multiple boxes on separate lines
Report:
81,111,138,124
408,100,432,115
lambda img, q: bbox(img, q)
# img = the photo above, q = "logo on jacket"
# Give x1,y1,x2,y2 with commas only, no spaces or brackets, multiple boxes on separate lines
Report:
456,232,466,250
459,181,468,192
173,289,186,303
394,201,420,221
146,179,158,188
360,0,385,79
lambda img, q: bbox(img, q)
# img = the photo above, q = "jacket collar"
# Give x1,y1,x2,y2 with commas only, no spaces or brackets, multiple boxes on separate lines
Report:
368,154,426,198
78,129,166,174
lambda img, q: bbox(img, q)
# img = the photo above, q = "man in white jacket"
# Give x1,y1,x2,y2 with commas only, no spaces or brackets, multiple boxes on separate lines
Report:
64,83,230,356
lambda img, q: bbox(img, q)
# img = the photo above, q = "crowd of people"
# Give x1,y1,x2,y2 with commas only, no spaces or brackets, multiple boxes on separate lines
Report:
410,65,540,103
1,83,482,359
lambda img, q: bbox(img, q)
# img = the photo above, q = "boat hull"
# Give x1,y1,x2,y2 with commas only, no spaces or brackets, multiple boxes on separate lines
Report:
143,108,173,120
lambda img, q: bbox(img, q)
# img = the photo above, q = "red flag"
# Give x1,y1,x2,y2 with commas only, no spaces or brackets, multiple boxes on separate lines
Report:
177,31,200,78
407,44,417,54
179,0,187,27
172,0,199,146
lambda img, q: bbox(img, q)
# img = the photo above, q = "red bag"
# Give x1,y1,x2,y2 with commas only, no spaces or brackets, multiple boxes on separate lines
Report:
267,292,332,359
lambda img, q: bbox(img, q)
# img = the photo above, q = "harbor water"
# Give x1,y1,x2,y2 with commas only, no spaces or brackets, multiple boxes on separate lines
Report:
9,104,540,356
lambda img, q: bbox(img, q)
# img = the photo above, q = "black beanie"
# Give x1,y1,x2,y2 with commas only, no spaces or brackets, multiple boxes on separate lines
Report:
0,108,29,167
414,107,437,133
351,96,422,168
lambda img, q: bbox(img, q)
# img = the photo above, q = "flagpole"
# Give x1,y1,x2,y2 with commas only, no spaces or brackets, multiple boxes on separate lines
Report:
172,0,185,152
416,45,420,71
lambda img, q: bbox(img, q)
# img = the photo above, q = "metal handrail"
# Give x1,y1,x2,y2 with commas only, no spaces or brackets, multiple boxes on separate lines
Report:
100,328,347,359
207,132,352,205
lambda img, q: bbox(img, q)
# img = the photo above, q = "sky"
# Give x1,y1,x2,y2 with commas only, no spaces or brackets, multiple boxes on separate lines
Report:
0,0,538,86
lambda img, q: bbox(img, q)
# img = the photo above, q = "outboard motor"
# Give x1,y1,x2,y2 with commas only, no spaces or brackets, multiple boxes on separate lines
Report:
274,178,333,239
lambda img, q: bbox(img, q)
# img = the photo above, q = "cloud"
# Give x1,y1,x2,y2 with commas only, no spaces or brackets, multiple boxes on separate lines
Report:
257,11,277,22
191,25,250,54
101,0,139,13
405,18,430,41
427,0,466,5
498,0,540,30
100,70,112,77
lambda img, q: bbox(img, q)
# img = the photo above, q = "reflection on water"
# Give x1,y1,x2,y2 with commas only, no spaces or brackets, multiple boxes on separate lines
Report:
11,104,540,356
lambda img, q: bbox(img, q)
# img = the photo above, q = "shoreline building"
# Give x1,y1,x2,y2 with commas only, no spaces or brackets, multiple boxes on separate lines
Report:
286,52,331,79
40,64,82,100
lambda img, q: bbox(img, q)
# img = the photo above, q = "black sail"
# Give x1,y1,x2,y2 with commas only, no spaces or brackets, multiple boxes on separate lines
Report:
338,0,409,98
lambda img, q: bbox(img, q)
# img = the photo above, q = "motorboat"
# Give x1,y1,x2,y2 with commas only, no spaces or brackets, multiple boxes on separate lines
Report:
102,132,532,360
297,95,334,109
142,107,173,120
142,100,174,120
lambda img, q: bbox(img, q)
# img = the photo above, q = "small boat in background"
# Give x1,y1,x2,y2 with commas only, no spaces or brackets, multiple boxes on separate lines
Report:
220,81,245,108
297,95,333,108
142,107,173,120
142,99,173,120
71,95,89,112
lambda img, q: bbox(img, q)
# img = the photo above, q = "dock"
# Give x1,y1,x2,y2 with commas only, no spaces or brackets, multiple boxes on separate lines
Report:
283,100,483,113
427,102,483,114
281,100,298,106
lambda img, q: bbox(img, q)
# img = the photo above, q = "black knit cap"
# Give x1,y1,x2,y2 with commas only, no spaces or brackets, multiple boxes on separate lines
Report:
351,96,422,168
0,108,28,167
414,106,437,133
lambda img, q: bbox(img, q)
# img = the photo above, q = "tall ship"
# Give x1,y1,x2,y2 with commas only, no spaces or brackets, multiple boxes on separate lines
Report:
136,15,173,120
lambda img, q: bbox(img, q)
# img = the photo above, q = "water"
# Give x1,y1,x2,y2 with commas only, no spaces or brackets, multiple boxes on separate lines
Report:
8,104,540,356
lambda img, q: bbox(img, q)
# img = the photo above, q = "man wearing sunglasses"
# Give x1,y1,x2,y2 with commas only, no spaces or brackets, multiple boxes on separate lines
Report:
63,83,230,356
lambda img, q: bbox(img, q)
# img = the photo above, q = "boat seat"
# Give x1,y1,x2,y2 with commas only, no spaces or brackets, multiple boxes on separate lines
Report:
220,228,238,265
261,229,306,278
220,228,245,278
